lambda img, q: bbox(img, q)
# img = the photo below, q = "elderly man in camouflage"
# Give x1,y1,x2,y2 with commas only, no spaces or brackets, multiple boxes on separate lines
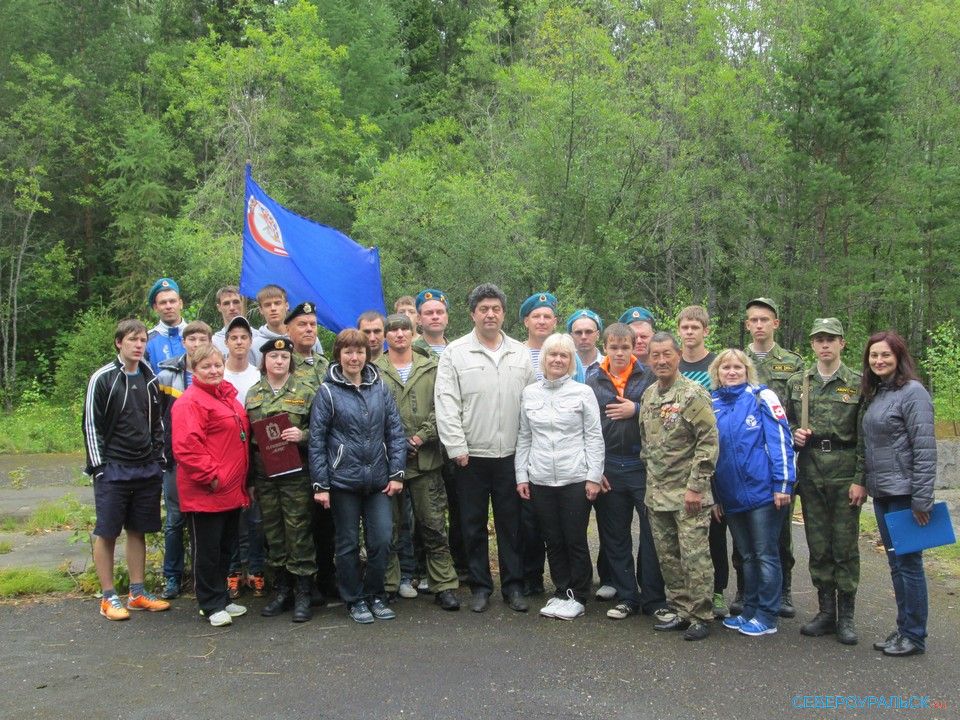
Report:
639,332,719,641
785,318,866,645
740,297,804,619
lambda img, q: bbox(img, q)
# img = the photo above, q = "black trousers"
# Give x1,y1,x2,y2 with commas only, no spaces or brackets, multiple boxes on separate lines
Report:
709,513,729,594
442,460,468,574
311,502,337,594
455,456,523,598
187,508,240,616
520,499,546,589
529,482,592,604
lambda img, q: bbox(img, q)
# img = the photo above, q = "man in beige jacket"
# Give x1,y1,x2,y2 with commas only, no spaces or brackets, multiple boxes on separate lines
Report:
435,283,536,613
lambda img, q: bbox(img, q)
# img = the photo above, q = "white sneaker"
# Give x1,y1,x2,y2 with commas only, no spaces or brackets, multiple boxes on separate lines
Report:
417,579,431,594
224,603,247,617
208,610,233,627
539,597,563,618
595,584,616,601
398,581,418,599
554,590,585,620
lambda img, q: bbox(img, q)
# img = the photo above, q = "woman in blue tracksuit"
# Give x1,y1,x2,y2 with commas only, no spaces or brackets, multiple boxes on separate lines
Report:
709,349,795,637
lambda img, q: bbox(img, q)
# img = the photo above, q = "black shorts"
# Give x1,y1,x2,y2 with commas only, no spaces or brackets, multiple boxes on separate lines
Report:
93,462,163,539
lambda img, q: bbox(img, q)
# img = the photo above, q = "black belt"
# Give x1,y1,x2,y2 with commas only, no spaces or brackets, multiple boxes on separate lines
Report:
811,439,855,453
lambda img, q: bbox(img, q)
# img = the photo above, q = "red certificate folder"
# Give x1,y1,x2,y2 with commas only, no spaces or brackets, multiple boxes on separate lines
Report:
251,413,303,477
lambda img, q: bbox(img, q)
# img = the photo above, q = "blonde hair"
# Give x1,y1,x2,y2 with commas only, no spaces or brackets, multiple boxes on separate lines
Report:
539,333,577,378
708,348,758,389
188,344,224,369
677,305,709,328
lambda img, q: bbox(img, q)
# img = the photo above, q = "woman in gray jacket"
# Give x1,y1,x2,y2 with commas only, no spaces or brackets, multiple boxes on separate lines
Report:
860,330,935,657
516,333,605,620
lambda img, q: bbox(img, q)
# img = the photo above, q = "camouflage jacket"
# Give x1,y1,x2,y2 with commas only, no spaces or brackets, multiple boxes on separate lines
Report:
639,375,718,511
746,342,803,406
244,375,315,478
292,351,330,392
785,362,864,485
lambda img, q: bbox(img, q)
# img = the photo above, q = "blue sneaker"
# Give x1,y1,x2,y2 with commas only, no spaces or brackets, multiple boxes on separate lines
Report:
722,614,747,630
370,597,396,620
349,600,375,624
739,618,777,636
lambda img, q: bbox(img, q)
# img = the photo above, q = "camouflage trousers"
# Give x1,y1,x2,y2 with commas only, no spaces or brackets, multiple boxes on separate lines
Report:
385,468,459,593
648,506,714,622
255,471,317,578
797,475,861,594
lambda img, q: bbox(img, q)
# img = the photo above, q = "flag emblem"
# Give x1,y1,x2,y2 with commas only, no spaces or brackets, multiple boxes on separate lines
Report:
247,196,287,257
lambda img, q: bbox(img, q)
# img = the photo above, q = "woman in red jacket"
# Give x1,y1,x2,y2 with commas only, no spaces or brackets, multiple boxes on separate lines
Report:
172,344,251,627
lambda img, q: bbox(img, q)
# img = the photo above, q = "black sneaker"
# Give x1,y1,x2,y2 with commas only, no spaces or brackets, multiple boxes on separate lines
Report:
683,621,711,641
349,600,374,624
370,597,396,620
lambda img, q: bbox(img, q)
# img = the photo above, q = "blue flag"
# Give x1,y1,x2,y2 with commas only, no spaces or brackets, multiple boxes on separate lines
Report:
239,165,386,332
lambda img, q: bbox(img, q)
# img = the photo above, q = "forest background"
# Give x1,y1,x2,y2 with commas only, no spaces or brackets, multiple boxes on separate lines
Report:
2,0,960,452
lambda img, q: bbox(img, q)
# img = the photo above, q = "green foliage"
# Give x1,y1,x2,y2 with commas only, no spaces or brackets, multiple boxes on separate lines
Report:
0,540,12,554
16,494,95,536
53,307,117,404
922,321,960,423
0,568,74,597
0,401,83,454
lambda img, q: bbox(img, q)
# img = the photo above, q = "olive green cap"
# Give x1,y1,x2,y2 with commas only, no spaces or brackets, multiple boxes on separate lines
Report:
745,297,779,318
809,317,844,337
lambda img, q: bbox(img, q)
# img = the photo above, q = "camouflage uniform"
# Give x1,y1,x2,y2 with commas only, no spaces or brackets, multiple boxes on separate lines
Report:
292,351,330,391
639,375,719,623
246,375,317,578
744,342,804,595
376,353,459,593
785,362,863,594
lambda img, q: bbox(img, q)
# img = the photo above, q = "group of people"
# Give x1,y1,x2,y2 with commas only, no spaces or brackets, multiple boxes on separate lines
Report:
82,279,937,657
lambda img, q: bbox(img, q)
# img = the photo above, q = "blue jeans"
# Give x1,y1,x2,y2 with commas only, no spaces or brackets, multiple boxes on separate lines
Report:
593,460,665,612
874,495,928,648
162,467,185,582
330,488,393,604
726,503,785,626
229,499,265,575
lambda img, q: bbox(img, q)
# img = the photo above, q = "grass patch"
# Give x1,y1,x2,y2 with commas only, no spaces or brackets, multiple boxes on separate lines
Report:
859,510,879,535
0,400,83,454
0,517,17,532
0,568,74,597
0,540,12,554
22,494,95,536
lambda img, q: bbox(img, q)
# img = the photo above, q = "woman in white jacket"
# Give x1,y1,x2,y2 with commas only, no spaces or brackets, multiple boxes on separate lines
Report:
516,333,605,620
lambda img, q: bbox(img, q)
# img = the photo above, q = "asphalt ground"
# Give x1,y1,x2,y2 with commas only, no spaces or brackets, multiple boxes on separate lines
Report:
1,455,958,720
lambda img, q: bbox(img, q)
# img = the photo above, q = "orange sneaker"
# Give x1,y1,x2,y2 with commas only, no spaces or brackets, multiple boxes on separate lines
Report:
100,595,130,621
127,591,171,612
248,572,266,597
227,572,243,599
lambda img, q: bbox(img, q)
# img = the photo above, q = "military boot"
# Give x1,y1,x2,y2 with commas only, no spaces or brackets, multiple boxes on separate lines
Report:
836,591,858,645
261,571,294,617
800,588,836,636
778,575,796,619
292,575,313,623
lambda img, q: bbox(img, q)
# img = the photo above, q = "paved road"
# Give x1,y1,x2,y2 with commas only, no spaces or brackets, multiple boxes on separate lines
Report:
2,524,958,720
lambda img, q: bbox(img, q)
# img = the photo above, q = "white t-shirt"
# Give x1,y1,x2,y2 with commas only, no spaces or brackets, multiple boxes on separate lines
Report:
224,365,262,404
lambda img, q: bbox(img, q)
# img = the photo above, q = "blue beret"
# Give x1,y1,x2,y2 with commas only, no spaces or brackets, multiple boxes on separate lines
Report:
519,292,558,321
618,306,655,326
416,289,448,310
147,277,180,306
565,309,603,333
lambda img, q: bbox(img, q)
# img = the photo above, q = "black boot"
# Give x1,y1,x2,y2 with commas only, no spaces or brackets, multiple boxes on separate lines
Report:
779,575,796,619
261,572,294,617
800,588,836,636
836,591,858,645
292,575,313,623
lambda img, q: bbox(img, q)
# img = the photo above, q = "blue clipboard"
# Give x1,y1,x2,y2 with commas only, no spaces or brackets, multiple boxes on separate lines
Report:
883,502,956,556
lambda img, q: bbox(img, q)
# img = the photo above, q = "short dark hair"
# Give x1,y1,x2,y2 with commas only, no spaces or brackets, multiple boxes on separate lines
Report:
115,319,147,345
468,283,506,313
648,331,680,352
333,328,369,364
356,310,386,329
861,330,920,400
602,322,636,346
183,321,213,340
216,286,241,304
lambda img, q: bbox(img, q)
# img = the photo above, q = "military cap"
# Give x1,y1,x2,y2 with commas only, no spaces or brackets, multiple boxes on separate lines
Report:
619,306,655,325
225,315,253,336
415,289,448,310
385,313,413,332
519,292,558,321
147,277,180,306
809,317,844,337
565,308,603,333
746,297,780,318
285,301,317,324
259,337,294,355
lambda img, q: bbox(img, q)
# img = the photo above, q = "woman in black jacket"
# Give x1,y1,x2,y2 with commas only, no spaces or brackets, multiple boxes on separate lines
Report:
860,330,936,657
309,328,407,624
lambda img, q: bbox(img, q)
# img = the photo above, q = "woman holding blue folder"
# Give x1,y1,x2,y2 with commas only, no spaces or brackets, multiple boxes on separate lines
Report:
860,331,936,658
